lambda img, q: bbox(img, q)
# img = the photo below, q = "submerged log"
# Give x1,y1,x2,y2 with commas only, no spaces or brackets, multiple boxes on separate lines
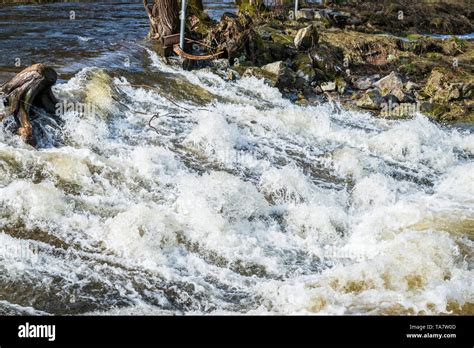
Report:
0,63,58,146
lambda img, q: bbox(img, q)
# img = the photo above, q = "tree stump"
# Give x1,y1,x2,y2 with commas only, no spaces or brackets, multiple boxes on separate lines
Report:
143,0,180,40
236,0,266,14
0,63,59,146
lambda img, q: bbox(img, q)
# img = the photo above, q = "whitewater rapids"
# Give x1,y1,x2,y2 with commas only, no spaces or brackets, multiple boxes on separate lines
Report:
0,48,473,315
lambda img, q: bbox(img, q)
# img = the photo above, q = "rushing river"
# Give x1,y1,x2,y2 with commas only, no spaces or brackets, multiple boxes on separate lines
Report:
0,1,473,315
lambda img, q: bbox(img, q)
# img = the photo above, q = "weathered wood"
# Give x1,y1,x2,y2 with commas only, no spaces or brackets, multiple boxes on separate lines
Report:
144,0,180,40
143,0,264,64
0,63,58,146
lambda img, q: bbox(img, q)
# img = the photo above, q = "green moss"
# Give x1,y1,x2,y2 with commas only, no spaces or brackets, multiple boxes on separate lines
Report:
426,103,448,118
426,52,442,59
264,41,287,61
399,63,417,75
313,68,331,82
232,65,249,76
442,37,468,55
406,34,422,41
335,76,347,92
188,0,205,19
242,67,278,86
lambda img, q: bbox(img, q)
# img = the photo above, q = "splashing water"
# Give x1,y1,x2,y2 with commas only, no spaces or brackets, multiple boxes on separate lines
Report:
0,2,473,316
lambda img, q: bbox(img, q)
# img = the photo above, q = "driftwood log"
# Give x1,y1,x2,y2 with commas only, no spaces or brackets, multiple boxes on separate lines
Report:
0,64,58,146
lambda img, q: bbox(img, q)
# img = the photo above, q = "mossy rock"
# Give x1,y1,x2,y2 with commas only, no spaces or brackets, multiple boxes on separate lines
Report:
320,31,398,67
406,34,423,41
258,24,294,45
264,41,288,62
251,34,274,66
433,103,463,122
188,0,206,19
335,76,348,94
401,38,443,55
242,67,278,86
315,17,331,28
295,65,316,83
428,103,449,119
441,37,468,56
232,65,250,76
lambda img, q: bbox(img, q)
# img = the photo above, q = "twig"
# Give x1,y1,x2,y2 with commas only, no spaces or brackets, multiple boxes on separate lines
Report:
148,113,161,134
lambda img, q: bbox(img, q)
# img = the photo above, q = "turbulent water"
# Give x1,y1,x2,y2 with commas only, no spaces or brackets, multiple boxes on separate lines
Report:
0,1,473,315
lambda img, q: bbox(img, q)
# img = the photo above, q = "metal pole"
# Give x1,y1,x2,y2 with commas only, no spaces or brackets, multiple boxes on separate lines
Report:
295,0,298,18
180,0,186,50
